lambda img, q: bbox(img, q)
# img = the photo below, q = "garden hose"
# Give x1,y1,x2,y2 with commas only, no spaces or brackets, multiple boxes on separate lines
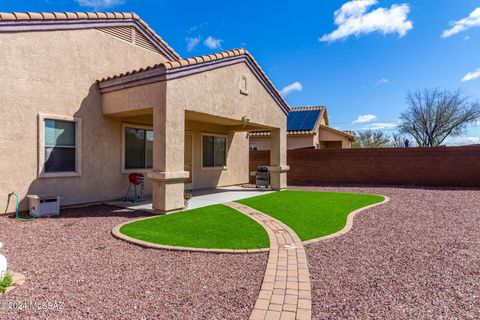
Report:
8,192,36,222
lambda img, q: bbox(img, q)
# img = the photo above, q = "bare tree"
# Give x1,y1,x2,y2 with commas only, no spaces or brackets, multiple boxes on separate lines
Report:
399,88,480,147
391,132,412,148
352,130,391,148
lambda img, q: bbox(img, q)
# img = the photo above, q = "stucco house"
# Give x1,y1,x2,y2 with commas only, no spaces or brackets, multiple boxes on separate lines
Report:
249,106,354,150
0,12,289,213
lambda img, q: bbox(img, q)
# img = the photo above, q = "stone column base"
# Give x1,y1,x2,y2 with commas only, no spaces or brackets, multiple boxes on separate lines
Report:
147,171,189,214
268,165,289,191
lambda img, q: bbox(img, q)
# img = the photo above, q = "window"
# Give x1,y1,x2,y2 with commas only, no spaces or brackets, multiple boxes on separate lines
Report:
124,125,153,170
44,119,76,172
202,134,226,168
38,113,82,178
249,143,258,151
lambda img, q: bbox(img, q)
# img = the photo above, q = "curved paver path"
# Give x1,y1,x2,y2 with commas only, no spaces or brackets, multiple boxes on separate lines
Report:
111,197,387,320
226,202,312,320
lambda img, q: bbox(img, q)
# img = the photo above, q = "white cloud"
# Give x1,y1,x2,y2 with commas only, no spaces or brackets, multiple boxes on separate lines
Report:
75,0,124,9
203,36,223,50
377,78,389,85
188,23,208,33
320,0,413,42
186,36,201,52
442,8,480,38
461,68,480,82
280,82,303,96
353,114,377,124
444,136,480,146
362,122,399,130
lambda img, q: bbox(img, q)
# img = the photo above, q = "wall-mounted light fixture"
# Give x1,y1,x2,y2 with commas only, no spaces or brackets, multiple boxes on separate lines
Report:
242,116,250,127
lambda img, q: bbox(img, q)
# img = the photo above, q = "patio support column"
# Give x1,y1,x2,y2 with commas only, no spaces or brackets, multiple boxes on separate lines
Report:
147,94,188,213
269,127,289,190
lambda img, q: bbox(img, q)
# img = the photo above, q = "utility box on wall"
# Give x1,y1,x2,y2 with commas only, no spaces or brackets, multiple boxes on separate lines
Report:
27,195,60,217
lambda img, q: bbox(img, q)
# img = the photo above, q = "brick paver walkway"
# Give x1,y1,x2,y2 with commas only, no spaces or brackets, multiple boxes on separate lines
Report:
225,202,312,320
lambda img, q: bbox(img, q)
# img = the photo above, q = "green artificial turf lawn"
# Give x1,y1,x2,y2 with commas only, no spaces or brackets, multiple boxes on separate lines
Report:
237,190,384,241
120,204,269,249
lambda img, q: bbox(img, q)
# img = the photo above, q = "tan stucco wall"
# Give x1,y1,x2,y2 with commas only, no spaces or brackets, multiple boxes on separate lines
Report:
166,62,288,192
185,120,249,189
168,63,286,129
287,135,316,150
249,136,272,151
103,62,287,130
108,118,249,190
319,127,352,148
251,127,353,150
319,115,327,126
0,28,168,212
250,134,316,150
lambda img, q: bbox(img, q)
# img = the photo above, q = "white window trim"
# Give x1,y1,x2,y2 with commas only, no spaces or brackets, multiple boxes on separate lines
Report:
38,113,82,178
201,132,228,170
121,123,154,174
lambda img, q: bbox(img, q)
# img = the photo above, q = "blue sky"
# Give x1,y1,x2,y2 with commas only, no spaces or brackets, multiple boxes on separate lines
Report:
3,0,480,144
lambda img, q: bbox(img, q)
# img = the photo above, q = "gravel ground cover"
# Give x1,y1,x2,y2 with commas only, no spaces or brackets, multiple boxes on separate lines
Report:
2,187,478,320
291,186,480,320
0,206,267,320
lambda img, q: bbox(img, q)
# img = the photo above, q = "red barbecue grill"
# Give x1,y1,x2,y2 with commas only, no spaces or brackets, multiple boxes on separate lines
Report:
122,173,145,203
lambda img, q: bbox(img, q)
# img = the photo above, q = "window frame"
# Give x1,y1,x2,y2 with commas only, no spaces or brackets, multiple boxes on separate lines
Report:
38,113,82,178
121,123,154,173
201,132,228,170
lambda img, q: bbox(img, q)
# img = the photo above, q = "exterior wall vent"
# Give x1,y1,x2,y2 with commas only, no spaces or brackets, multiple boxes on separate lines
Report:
134,29,162,54
96,27,163,55
96,26,133,43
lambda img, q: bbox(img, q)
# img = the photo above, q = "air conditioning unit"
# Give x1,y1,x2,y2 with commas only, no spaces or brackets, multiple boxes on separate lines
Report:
27,195,60,217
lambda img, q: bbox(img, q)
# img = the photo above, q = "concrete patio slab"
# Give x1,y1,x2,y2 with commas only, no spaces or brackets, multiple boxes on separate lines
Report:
106,185,274,213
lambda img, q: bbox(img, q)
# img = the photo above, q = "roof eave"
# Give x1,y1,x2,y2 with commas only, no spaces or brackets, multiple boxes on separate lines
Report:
0,12,180,60
98,52,290,115
319,124,355,140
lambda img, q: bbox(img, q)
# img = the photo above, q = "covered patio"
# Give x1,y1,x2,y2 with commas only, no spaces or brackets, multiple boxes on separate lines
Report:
107,185,274,213
98,49,289,213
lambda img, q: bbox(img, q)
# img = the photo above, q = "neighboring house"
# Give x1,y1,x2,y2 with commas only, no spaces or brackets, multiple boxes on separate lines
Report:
0,12,289,213
249,106,354,150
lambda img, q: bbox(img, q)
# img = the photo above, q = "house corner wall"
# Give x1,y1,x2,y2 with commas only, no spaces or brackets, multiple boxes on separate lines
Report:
0,28,167,212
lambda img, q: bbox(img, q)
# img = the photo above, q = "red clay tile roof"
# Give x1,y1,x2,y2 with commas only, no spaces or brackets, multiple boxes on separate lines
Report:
290,106,326,112
0,11,180,60
98,48,250,82
250,130,315,136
